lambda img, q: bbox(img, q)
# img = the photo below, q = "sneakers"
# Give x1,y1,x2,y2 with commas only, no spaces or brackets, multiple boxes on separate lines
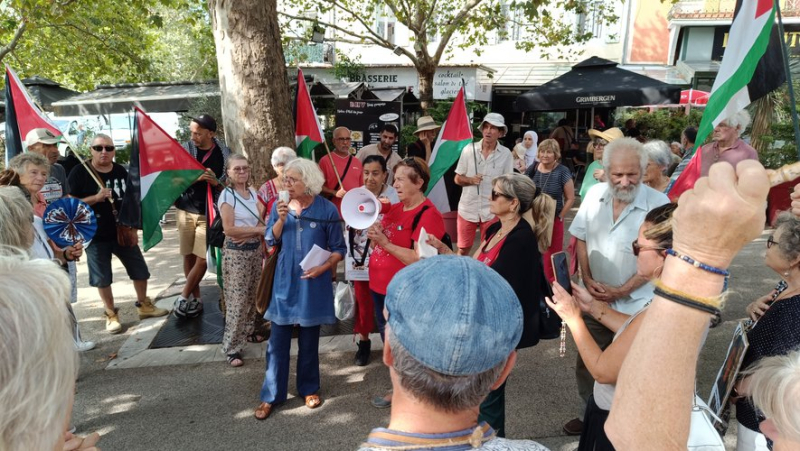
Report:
75,340,96,352
173,296,189,318
354,339,371,366
186,298,203,318
137,297,169,320
105,308,122,334
563,417,584,436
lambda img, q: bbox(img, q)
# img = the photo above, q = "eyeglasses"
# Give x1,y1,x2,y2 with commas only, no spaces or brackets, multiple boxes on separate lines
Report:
491,190,513,201
631,240,665,256
767,235,779,249
91,145,115,153
593,139,608,147
284,176,300,185
231,166,250,172
335,137,352,142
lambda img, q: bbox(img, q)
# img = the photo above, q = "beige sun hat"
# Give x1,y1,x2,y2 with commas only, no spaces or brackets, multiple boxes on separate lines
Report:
587,127,624,143
413,116,441,135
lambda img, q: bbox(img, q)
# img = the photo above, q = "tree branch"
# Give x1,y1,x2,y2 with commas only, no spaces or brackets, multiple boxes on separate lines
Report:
325,0,395,48
433,0,484,63
0,20,27,63
384,0,415,34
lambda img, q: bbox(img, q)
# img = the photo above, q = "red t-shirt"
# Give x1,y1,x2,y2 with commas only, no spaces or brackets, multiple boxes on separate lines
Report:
369,198,445,294
318,152,363,215
476,235,508,267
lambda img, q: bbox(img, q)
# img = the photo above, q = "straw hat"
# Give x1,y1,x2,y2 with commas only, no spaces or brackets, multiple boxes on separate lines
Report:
413,116,441,135
587,127,624,143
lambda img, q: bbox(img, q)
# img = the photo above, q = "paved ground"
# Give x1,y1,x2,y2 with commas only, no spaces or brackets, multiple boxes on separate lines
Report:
68,207,777,450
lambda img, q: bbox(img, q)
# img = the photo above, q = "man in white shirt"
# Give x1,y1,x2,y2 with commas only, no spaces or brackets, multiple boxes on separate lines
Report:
454,113,514,255
563,137,669,435
356,124,402,185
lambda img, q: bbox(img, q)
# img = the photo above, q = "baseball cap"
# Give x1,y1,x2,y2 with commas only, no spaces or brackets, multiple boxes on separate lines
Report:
385,255,522,376
480,112,507,133
192,114,217,132
25,128,62,147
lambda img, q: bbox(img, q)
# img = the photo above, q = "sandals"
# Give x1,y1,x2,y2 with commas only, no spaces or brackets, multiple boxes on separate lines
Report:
246,334,267,343
305,394,322,409
226,353,244,367
254,402,272,420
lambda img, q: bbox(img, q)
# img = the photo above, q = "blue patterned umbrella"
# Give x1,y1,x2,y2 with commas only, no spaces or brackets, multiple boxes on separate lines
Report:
43,198,97,248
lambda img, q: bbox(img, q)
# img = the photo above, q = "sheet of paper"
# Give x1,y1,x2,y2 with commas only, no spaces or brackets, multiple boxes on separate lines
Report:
416,227,438,259
300,244,332,271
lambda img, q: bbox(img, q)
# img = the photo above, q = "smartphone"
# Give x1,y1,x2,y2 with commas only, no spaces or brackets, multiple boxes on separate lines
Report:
551,251,572,295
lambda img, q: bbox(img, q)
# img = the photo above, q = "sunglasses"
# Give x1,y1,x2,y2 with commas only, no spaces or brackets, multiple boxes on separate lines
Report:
491,190,513,201
593,139,608,147
767,235,779,249
91,145,116,153
631,240,665,256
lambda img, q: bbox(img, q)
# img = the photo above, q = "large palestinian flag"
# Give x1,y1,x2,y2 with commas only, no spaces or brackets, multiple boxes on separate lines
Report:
4,65,63,165
294,68,324,160
426,87,472,213
668,0,783,200
119,107,205,251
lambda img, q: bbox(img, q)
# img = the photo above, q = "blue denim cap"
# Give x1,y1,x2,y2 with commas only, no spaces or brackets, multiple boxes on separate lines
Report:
385,255,522,376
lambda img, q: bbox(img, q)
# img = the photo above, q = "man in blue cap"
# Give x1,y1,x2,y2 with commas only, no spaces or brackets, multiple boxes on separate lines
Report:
358,255,549,450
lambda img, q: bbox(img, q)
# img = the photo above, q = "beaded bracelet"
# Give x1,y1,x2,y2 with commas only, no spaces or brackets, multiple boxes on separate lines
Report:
665,249,730,277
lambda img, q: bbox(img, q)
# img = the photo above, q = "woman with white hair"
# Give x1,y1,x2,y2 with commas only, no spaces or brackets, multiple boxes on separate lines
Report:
699,110,757,177
642,140,673,193
746,348,800,451
257,146,297,221
254,158,346,420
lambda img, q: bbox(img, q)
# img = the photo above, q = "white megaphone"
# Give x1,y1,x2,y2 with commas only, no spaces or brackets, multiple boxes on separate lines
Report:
341,187,381,229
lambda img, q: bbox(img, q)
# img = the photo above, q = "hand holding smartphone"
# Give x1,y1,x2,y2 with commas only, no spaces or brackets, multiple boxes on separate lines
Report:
551,251,572,295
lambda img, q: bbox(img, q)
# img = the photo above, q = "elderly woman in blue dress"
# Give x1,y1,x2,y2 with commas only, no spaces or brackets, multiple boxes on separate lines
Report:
254,158,346,421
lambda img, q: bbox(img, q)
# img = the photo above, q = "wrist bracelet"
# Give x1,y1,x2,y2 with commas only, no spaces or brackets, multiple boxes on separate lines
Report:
653,280,722,316
665,249,729,277
62,249,73,262
594,302,606,322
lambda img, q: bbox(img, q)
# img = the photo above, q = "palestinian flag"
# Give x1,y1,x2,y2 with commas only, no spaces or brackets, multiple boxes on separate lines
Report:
4,65,63,165
668,0,783,200
118,107,205,251
294,68,324,160
426,87,472,213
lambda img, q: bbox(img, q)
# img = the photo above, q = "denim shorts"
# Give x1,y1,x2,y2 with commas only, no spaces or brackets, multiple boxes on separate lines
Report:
85,240,151,288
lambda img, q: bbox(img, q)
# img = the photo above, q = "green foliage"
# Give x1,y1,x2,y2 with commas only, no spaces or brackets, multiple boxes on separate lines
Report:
756,83,800,169
115,143,132,165
175,95,224,143
614,108,703,143
0,0,215,91
330,52,365,81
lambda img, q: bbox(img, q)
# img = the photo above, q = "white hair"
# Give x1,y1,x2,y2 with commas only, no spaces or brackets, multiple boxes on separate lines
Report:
0,187,34,250
643,140,673,172
8,153,49,177
602,137,648,175
748,348,800,442
271,146,297,167
0,250,77,451
724,109,752,133
284,158,325,196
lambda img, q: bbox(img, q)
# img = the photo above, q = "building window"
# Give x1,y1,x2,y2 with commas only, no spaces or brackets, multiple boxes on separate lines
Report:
496,2,523,43
375,6,396,45
576,0,603,37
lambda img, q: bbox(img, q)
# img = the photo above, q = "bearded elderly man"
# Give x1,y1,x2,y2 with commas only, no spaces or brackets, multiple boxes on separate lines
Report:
562,137,669,436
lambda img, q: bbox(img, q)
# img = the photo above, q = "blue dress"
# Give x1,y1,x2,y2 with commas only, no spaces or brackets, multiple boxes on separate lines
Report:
265,195,346,327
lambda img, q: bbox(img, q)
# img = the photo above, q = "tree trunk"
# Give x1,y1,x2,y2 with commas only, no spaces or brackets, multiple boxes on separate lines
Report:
208,0,294,184
751,92,777,153
417,61,436,113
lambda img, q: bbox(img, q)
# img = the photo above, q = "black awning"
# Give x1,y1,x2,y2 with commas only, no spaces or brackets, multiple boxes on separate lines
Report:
515,56,682,112
51,81,219,116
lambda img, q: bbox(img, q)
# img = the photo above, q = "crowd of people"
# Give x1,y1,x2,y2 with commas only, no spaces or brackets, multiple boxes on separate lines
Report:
1,107,800,451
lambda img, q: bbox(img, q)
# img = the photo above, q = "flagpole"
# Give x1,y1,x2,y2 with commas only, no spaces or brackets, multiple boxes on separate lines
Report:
775,0,800,159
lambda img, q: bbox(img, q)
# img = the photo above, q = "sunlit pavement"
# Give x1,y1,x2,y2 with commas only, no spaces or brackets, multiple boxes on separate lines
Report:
70,207,769,450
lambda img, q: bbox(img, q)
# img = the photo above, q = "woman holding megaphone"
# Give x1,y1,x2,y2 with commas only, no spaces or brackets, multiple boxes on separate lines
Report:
350,155,399,367
367,156,446,408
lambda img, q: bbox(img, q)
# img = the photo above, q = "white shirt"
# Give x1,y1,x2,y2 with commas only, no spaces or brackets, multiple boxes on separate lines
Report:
568,183,669,314
218,188,260,227
455,140,514,222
